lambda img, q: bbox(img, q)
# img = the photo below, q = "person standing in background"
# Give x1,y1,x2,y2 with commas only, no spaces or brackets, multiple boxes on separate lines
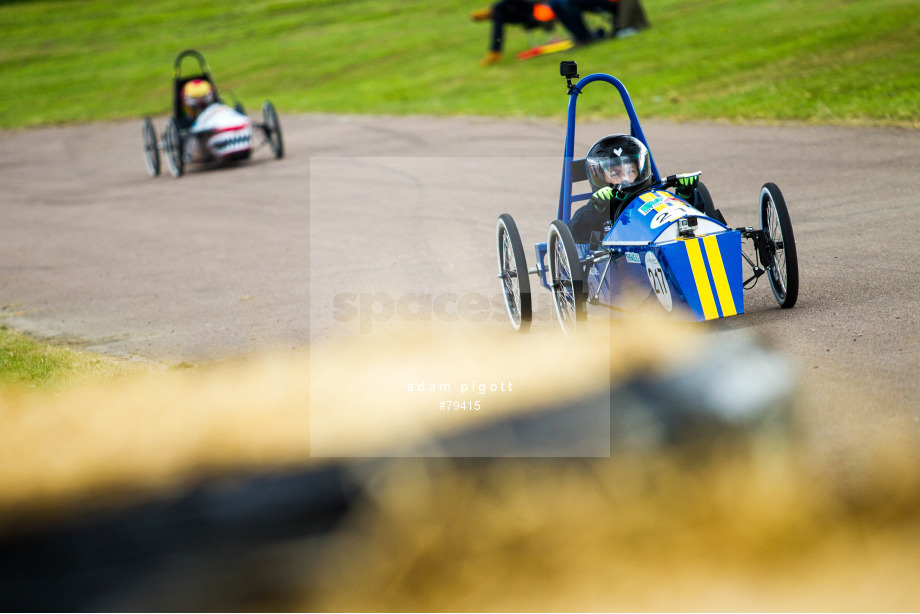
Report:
471,0,556,65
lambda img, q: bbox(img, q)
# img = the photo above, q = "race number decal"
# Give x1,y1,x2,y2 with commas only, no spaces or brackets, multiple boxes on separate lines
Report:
645,252,672,312
650,204,696,229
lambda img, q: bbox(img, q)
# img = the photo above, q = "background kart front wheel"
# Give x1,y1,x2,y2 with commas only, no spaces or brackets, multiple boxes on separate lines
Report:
163,118,184,178
496,214,532,332
760,182,799,308
262,101,284,159
547,220,586,336
142,118,160,177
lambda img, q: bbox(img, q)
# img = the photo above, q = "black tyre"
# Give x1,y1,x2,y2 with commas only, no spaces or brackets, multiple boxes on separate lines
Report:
142,118,160,177
163,118,184,178
496,214,532,332
547,220,587,335
760,183,798,308
262,101,284,159
690,182,726,225
695,181,713,211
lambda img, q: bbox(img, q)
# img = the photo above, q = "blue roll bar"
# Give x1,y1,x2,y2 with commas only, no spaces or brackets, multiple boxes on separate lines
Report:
557,73,661,223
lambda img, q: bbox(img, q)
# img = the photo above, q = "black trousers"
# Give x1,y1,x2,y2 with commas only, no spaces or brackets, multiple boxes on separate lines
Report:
489,0,543,52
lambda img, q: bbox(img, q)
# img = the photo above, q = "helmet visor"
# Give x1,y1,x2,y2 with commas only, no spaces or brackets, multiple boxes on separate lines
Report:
183,81,214,113
588,153,650,190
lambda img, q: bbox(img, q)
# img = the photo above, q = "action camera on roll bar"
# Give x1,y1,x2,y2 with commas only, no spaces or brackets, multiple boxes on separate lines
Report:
560,61,580,94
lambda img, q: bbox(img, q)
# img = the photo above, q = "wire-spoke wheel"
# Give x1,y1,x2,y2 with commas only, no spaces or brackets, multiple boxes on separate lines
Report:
760,183,799,308
547,220,586,335
163,118,184,178
142,118,160,177
262,101,284,159
496,214,532,332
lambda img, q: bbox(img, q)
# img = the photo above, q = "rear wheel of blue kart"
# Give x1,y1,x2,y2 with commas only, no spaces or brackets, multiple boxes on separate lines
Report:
760,183,798,308
142,118,160,177
163,118,184,178
496,214,532,332
696,182,727,225
548,220,586,335
263,101,284,159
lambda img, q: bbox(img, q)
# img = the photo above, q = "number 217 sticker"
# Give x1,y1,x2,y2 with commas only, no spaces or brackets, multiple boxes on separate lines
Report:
644,252,673,312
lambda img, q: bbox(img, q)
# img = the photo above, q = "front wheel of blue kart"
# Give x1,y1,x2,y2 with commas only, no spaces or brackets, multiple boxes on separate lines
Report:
496,214,532,332
262,101,284,159
760,183,799,308
547,220,587,336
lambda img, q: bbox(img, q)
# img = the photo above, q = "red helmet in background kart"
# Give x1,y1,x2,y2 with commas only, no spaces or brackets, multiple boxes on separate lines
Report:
585,134,653,196
182,79,215,119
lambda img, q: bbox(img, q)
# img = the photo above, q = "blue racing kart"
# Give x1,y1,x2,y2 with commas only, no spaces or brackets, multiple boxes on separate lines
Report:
496,62,799,334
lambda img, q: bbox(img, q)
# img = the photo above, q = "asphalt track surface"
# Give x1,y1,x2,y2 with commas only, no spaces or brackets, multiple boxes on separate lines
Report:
1,113,918,420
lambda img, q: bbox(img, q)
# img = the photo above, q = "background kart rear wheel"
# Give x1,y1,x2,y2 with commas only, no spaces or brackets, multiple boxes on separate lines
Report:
496,214,532,332
142,118,160,177
548,220,586,336
760,183,798,308
163,118,184,178
262,101,284,159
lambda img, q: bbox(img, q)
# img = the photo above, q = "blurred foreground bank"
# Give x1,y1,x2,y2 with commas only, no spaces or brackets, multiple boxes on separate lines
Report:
1,321,919,611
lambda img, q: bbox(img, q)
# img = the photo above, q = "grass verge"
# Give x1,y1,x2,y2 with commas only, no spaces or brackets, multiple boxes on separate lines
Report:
0,326,142,390
1,0,917,128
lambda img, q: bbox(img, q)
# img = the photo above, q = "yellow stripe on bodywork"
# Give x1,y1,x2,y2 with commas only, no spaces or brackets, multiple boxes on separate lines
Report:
684,239,718,320
702,235,737,317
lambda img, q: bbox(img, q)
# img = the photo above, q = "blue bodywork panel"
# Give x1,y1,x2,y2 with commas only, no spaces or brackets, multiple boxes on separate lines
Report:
537,188,744,321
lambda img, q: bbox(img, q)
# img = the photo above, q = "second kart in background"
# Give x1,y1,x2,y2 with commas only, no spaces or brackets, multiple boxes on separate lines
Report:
142,49,284,178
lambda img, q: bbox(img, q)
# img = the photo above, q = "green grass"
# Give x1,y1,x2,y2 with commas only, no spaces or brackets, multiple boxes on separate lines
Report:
0,326,141,390
1,0,918,129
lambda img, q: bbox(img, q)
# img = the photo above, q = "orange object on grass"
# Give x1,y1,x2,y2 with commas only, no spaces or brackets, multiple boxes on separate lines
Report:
532,3,555,22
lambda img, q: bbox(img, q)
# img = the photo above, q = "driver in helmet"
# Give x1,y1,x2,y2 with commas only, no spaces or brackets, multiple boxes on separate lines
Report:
568,134,700,242
180,79,217,162
181,78,216,123
568,134,652,242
